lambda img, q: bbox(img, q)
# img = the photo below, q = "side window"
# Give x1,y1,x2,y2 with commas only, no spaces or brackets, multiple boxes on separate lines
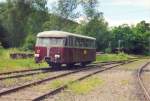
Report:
82,39,84,48
75,38,79,47
76,38,79,47
93,40,95,48
81,38,84,48
68,37,72,47
74,37,77,47
72,37,75,47
70,37,73,46
65,38,69,47
68,37,70,46
79,38,82,47
85,39,88,48
87,40,89,48
89,40,92,48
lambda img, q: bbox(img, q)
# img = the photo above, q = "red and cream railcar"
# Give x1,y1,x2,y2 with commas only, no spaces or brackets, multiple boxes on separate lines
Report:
34,31,96,67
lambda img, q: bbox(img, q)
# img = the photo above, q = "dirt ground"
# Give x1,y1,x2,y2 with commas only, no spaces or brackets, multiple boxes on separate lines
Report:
45,59,150,101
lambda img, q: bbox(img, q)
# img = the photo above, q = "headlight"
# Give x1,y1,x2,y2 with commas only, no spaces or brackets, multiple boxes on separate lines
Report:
54,54,60,58
34,54,40,57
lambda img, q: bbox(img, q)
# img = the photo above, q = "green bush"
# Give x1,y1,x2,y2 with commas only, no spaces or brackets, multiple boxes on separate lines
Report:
23,34,36,50
105,48,112,53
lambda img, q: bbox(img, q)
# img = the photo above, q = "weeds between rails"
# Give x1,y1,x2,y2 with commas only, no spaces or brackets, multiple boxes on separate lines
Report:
138,62,150,101
0,60,132,97
32,60,137,101
0,60,127,81
0,57,140,76
0,56,144,76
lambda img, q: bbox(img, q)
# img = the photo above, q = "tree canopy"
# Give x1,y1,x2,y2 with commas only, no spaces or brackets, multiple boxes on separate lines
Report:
0,0,150,55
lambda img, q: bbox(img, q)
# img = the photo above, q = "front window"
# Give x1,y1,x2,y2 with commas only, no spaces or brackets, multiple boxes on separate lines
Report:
36,37,65,47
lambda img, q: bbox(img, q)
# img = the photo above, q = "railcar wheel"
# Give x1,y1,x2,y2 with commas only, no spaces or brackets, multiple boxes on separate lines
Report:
67,64,74,68
81,62,87,67
51,63,61,69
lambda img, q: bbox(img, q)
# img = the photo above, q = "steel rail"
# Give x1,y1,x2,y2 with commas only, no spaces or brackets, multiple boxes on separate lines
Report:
0,67,50,76
138,62,150,101
0,61,125,80
0,69,52,80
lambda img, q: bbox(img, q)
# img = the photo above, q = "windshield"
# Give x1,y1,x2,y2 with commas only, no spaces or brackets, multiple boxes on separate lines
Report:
36,37,65,47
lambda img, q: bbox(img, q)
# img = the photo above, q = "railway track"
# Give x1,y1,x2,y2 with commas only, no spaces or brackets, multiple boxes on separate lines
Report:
0,69,52,81
32,60,136,101
0,61,127,81
0,67,50,76
0,59,137,100
0,61,123,96
138,62,150,101
0,58,138,76
0,67,52,80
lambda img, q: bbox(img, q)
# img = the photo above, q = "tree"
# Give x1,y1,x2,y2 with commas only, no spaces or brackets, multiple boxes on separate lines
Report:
76,16,110,51
55,0,79,19
111,24,133,51
43,0,79,32
0,21,9,48
81,0,100,19
43,14,79,33
131,21,150,54
76,0,109,51
26,0,49,34
110,21,150,54
0,0,48,47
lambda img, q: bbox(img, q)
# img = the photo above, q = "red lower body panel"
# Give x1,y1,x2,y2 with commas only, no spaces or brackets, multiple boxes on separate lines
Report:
61,48,96,64
35,46,96,64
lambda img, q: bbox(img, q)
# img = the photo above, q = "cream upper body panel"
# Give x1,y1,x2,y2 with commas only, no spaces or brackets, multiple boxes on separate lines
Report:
37,31,96,40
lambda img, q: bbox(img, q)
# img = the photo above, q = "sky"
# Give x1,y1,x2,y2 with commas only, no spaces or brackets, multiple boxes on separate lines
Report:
47,0,150,26
0,0,150,26
100,0,150,26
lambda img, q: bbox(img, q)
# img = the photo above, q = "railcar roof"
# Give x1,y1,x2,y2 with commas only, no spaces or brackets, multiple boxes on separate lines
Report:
37,31,96,40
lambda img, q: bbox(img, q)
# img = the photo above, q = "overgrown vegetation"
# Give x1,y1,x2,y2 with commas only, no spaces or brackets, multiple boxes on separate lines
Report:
33,76,104,95
68,76,104,94
96,53,131,62
0,48,47,73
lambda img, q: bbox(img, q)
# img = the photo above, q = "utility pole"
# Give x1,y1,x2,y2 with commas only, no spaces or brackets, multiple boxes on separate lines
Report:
118,40,121,53
108,41,112,53
149,37,150,55
108,41,111,48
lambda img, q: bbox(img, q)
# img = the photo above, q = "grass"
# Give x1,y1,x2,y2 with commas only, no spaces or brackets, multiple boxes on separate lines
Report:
33,76,104,95
2,79,18,87
0,48,47,73
68,76,104,95
33,79,74,92
96,53,132,62
0,48,138,73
